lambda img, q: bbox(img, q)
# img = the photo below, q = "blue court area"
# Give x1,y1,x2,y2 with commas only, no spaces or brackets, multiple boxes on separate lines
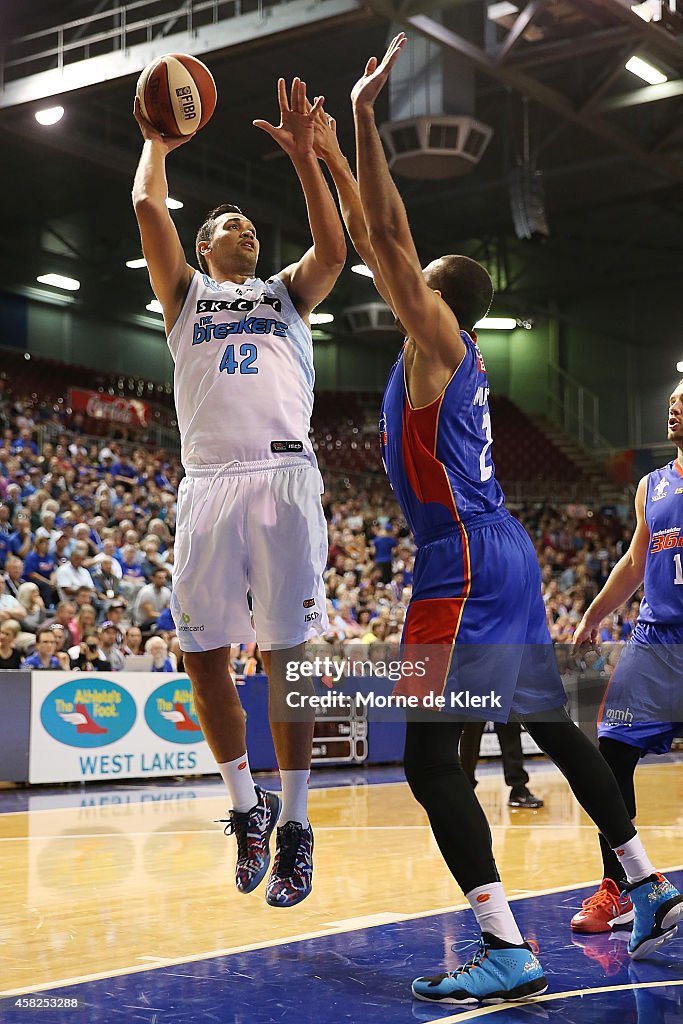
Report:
2,871,681,1023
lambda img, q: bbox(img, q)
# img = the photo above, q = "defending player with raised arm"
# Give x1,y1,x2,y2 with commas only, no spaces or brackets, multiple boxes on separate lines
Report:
570,381,683,935
348,35,683,1005
309,81,483,409
306,99,392,306
352,35,486,411
132,78,345,909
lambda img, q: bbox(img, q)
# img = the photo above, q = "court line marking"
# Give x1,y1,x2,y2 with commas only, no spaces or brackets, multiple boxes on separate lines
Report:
2,867,682,999
1,758,679,817
1,823,680,842
426,979,683,1022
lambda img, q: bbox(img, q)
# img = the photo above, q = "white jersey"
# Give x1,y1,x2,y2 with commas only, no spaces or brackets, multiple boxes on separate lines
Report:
167,271,317,468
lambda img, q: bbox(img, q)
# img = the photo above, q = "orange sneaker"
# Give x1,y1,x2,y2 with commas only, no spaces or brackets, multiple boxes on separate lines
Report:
571,878,634,934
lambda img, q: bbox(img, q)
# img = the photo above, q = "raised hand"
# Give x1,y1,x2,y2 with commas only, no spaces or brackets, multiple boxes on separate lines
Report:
133,96,193,151
351,33,407,111
253,78,324,160
305,97,343,165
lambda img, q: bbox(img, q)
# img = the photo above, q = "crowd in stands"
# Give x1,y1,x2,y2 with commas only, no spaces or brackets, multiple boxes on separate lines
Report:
0,380,639,676
0,382,182,672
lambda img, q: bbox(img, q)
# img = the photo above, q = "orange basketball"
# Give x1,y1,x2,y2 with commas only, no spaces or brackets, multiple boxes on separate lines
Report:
136,53,216,138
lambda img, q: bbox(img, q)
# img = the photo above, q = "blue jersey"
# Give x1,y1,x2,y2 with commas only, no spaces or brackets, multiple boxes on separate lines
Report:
380,332,505,541
385,333,566,718
640,461,683,625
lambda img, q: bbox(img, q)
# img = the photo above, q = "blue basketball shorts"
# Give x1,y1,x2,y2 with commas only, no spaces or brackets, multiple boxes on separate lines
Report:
396,509,566,721
597,621,683,755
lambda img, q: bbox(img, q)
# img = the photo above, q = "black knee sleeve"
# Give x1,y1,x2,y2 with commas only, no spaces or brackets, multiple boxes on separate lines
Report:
404,716,464,804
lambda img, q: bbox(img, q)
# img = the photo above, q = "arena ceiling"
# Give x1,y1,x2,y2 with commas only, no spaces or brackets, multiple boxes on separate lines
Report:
2,0,683,343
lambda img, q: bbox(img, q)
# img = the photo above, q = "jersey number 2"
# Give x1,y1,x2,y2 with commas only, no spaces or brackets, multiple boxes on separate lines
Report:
219,343,259,374
480,410,493,482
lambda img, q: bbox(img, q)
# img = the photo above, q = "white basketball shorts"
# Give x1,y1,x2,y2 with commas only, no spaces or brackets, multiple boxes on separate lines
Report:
171,459,328,652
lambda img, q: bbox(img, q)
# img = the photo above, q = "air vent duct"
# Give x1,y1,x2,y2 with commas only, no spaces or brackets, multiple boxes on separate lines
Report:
345,303,400,336
381,115,493,180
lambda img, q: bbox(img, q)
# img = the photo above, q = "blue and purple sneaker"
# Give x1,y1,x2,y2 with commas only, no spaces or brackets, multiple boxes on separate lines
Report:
265,820,314,908
219,786,281,894
412,933,547,1004
625,872,683,959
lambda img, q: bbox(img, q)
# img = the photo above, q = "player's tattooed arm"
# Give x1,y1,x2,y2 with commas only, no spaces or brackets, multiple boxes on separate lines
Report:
131,98,193,334
574,477,649,645
254,78,346,318
352,35,465,370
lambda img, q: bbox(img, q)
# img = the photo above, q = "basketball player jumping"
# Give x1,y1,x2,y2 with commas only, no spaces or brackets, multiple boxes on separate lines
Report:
132,78,345,907
570,381,683,934
310,33,681,1002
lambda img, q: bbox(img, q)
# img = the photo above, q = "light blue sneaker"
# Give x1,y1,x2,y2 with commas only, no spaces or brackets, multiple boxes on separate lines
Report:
411,932,547,1004
626,872,683,959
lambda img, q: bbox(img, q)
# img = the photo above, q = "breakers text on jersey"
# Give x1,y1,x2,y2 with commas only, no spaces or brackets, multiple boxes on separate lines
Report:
192,314,288,345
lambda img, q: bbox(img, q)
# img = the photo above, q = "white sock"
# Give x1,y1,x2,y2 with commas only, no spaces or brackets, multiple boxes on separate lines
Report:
218,753,257,812
613,835,656,884
466,882,524,945
280,769,310,827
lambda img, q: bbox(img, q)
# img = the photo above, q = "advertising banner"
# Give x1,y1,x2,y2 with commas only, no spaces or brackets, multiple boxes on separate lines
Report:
29,673,216,783
69,387,151,427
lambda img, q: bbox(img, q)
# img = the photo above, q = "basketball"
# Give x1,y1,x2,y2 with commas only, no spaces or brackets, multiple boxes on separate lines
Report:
136,53,216,137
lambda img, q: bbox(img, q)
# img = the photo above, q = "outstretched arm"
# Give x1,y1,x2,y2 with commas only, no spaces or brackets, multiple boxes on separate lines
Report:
310,104,392,307
352,35,465,367
573,477,649,645
254,78,346,318
131,99,193,334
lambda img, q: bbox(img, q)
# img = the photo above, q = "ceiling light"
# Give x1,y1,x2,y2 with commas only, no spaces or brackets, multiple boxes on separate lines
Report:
36,273,80,291
310,312,334,324
166,197,183,210
311,329,332,341
13,284,76,307
351,264,374,278
146,299,163,314
488,2,519,20
126,257,147,269
676,361,683,373
625,56,668,85
34,105,64,126
475,317,516,330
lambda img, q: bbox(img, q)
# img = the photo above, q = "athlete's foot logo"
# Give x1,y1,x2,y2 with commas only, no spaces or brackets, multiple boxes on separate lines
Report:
59,703,109,735
159,702,202,731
